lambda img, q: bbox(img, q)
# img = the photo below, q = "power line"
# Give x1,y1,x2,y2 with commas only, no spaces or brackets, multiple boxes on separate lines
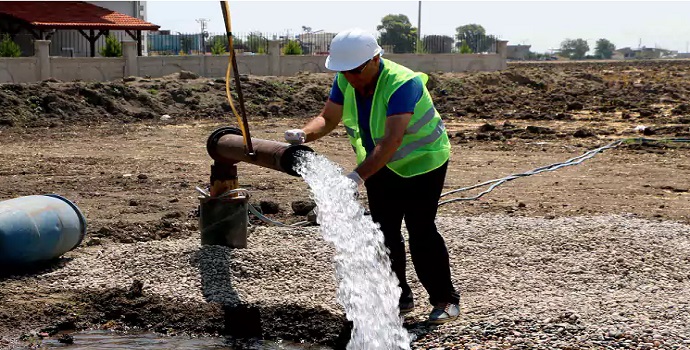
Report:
196,18,210,53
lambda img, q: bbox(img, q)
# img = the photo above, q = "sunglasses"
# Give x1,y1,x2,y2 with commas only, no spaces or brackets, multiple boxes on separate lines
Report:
342,59,372,75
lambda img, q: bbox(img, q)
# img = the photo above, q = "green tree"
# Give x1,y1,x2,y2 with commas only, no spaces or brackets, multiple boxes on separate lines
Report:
459,42,473,54
99,34,122,57
377,14,417,53
211,37,226,55
594,38,616,59
423,35,454,53
559,38,589,60
282,40,303,55
0,34,21,57
455,24,495,53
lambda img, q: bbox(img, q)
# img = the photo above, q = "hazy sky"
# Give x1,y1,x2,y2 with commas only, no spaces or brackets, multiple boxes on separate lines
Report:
147,1,690,53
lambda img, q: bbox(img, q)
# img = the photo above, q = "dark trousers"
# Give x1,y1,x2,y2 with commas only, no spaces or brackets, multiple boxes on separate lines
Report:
364,161,460,306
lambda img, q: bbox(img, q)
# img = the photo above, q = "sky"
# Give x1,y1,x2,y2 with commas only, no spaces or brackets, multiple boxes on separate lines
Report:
146,1,690,54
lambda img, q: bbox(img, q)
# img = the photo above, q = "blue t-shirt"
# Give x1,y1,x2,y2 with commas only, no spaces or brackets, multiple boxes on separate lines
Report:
328,60,423,154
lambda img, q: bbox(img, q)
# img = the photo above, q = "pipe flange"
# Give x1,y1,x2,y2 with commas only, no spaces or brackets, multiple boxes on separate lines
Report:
207,126,243,160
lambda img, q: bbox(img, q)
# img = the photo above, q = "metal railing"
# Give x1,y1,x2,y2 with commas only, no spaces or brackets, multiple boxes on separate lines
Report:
147,31,501,56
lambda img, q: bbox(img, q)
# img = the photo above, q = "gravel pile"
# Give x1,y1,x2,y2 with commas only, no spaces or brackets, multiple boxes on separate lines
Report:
7,214,690,349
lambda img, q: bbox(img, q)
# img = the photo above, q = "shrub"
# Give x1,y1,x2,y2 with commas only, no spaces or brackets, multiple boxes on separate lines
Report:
0,34,21,57
100,35,122,57
282,40,303,55
459,42,473,54
211,38,226,55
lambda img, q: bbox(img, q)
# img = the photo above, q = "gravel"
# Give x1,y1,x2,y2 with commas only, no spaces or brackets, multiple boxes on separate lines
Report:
3,213,690,349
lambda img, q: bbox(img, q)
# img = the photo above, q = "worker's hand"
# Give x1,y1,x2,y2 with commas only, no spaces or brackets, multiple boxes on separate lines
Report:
285,129,306,145
345,171,364,187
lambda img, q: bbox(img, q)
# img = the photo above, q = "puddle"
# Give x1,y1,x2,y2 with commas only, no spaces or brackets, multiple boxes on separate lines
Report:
38,330,331,349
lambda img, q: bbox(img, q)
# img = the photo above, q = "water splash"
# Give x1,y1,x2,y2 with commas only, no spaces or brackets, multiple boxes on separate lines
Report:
295,152,411,350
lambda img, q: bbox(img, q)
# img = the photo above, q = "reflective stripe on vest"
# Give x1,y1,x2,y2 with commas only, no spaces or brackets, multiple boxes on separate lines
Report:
390,120,446,162
405,106,436,134
374,106,437,143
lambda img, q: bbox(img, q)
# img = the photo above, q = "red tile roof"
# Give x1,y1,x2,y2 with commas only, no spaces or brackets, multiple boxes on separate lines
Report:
0,1,160,30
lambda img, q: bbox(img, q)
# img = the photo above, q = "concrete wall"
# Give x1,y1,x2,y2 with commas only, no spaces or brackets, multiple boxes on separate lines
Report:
51,57,125,81
0,39,508,84
0,57,39,83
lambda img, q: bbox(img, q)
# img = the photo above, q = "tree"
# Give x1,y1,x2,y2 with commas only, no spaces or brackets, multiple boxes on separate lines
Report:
377,14,417,53
423,35,454,54
100,34,122,57
459,42,473,54
455,24,495,53
559,38,589,60
594,38,616,59
0,34,21,57
211,38,226,55
282,40,303,55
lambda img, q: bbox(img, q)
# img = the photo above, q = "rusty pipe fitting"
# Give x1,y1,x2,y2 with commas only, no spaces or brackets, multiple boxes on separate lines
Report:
206,127,314,177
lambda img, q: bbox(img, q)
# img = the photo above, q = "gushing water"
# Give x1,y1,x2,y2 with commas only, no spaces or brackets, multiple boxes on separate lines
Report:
295,153,412,350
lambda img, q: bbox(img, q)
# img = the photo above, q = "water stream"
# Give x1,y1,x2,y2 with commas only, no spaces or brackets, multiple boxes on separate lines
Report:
295,153,412,350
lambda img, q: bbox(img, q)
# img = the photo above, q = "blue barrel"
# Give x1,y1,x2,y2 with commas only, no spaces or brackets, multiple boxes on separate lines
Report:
0,194,87,265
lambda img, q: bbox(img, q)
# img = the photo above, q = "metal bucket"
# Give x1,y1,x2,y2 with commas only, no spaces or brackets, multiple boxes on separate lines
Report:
198,189,249,248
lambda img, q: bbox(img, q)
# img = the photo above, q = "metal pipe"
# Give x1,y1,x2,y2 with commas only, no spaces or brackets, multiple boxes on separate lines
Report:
206,127,314,177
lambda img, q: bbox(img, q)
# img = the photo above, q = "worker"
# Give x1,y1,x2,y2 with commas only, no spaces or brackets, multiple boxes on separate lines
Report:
284,28,459,324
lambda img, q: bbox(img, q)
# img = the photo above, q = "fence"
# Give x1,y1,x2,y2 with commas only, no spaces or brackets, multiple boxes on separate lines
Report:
3,29,500,58
148,31,500,57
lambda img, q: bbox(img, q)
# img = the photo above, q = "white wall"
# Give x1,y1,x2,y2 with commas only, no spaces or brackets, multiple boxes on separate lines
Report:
0,58,39,83
0,39,508,83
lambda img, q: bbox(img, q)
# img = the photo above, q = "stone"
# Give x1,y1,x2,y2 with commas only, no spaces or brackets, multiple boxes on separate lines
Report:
291,200,316,216
566,102,584,111
178,70,199,80
260,200,280,214
573,128,596,138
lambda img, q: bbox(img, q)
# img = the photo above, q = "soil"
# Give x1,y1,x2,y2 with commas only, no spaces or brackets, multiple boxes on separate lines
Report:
0,60,689,349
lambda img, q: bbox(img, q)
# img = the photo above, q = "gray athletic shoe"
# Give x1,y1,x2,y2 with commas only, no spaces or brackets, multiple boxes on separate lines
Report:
427,303,460,324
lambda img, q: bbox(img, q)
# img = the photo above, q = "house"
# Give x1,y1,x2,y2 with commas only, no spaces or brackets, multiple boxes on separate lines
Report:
614,46,678,60
506,44,531,60
0,1,158,57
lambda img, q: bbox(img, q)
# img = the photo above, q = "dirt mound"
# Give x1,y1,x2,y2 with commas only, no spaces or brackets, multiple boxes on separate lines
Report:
0,71,331,128
1,61,689,137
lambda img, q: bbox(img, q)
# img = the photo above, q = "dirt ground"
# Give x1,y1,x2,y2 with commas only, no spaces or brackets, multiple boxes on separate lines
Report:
0,60,689,349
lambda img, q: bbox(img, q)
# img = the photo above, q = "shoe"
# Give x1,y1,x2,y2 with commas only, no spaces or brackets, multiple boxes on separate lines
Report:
427,303,460,324
399,300,415,315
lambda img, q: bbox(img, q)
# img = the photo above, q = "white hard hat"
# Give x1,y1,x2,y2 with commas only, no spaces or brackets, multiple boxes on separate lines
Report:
325,28,383,71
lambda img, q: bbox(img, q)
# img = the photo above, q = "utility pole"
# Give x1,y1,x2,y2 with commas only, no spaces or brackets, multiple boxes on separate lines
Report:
196,18,210,53
417,1,422,53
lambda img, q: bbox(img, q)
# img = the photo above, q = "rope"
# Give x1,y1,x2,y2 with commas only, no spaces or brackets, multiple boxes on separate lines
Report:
437,137,690,206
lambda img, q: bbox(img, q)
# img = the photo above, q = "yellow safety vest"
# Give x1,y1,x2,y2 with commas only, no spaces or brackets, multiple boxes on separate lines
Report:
337,59,450,177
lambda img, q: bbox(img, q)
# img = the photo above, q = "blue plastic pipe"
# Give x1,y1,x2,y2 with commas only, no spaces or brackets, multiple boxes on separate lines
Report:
0,194,87,265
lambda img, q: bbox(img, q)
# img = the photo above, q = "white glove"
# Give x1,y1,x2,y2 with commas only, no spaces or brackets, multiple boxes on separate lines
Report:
345,171,364,186
285,129,306,145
